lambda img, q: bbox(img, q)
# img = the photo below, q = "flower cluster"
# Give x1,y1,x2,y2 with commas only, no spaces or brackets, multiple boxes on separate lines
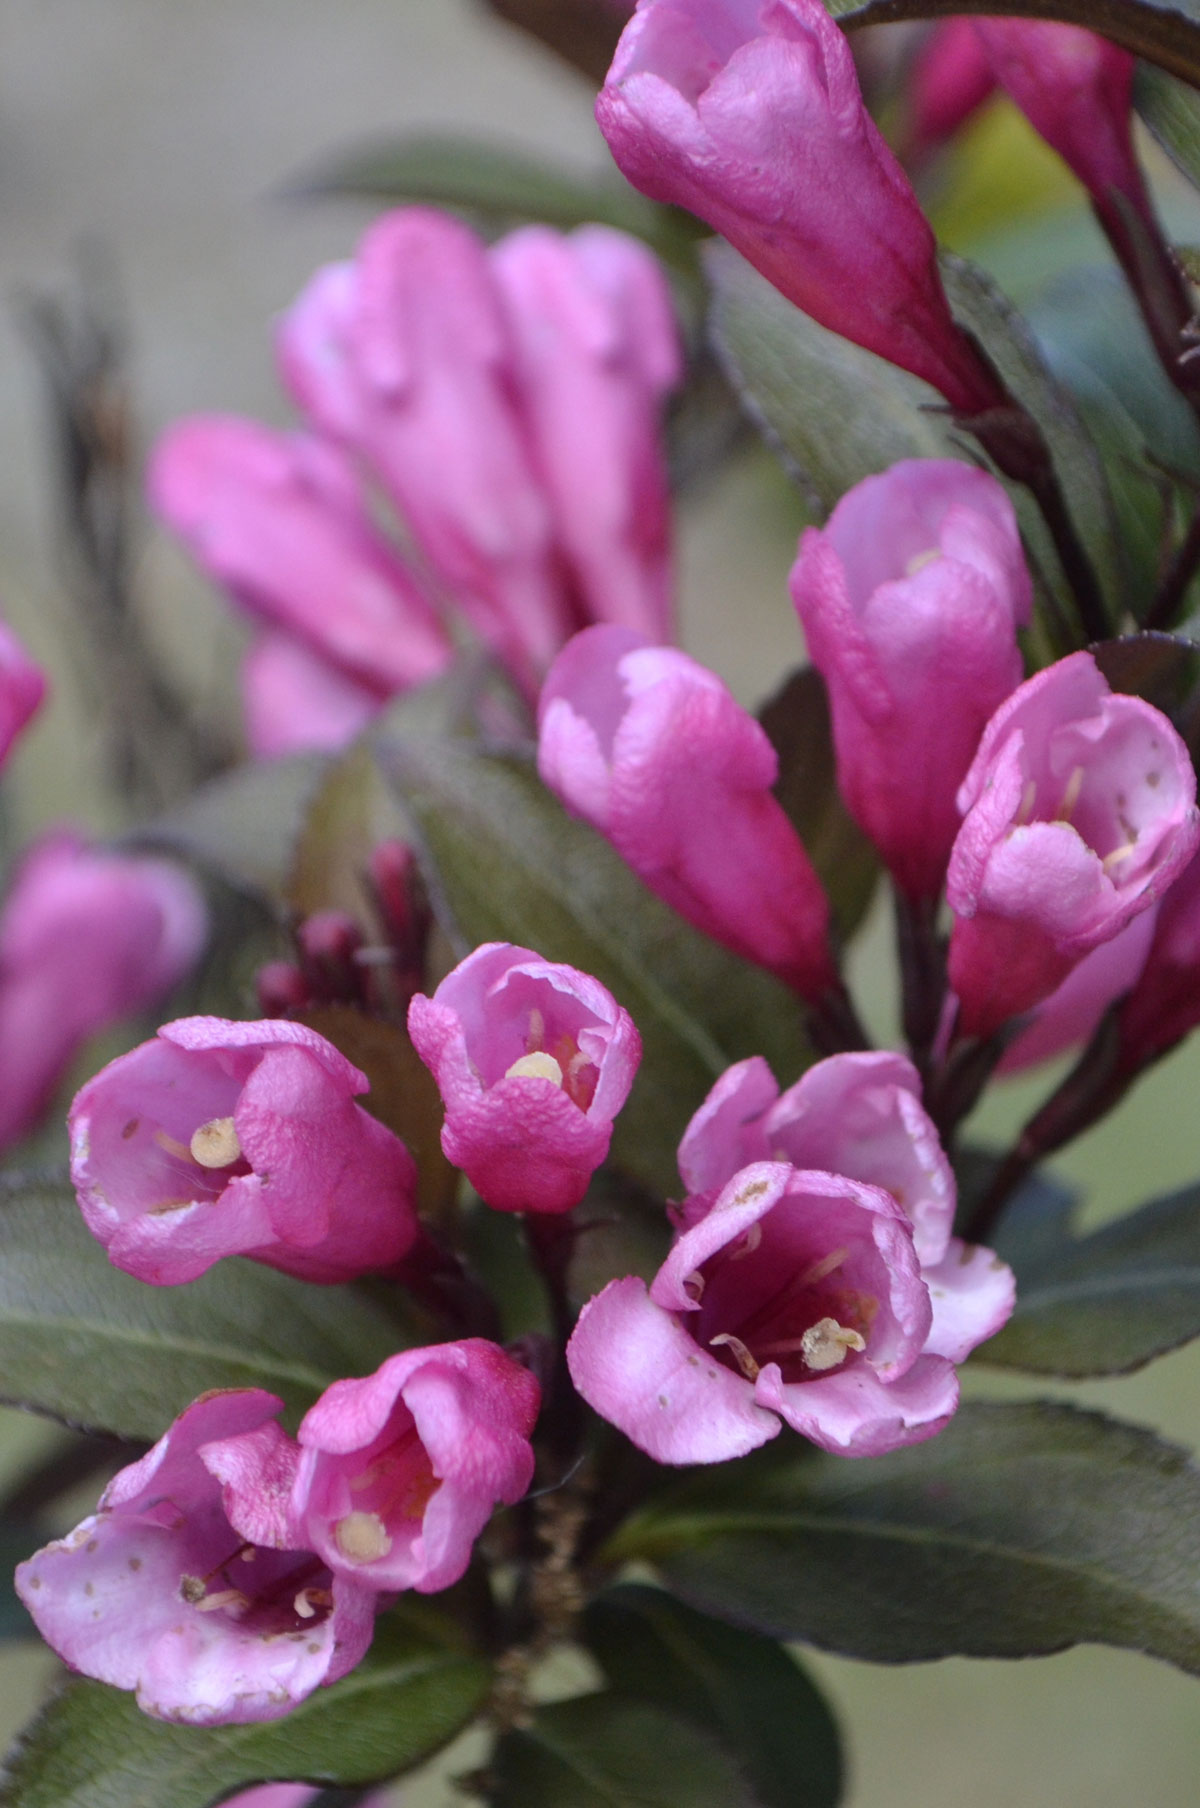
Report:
13,0,1200,1791
152,207,681,748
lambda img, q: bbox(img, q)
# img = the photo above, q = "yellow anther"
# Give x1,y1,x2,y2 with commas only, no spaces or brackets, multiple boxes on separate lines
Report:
505,1052,564,1086
905,547,941,577
189,1117,242,1169
800,1317,866,1372
334,1511,393,1565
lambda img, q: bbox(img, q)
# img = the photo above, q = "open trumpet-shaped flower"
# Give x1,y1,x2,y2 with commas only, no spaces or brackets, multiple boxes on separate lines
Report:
569,1161,961,1461
408,942,641,1214
596,0,1001,413
947,652,1200,1038
677,1051,1013,1357
15,1392,378,1725
790,459,1030,900
69,1017,419,1284
288,1341,540,1594
538,625,836,1001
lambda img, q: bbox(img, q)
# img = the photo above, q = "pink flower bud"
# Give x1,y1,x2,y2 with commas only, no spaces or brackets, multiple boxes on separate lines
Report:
289,1341,539,1593
568,1162,961,1461
284,211,575,696
1116,848,1200,1066
790,460,1030,900
0,832,206,1153
906,19,997,164
69,1016,420,1284
408,942,641,1215
971,21,1146,222
596,0,1000,413
947,652,1200,1038
490,223,680,641
0,620,46,769
224,1791,390,1808
242,631,382,759
677,1051,1012,1353
15,1391,379,1725
538,625,836,999
256,959,311,1018
149,416,452,696
998,906,1157,1073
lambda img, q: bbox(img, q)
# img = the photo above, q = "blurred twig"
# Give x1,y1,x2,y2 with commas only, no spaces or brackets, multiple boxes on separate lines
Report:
18,245,232,816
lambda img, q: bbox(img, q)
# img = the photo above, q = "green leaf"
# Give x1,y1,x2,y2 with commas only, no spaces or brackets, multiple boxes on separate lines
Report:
706,241,960,513
381,737,810,1197
285,742,408,925
939,252,1123,625
144,754,330,899
1138,59,1200,184
585,1585,843,1808
1091,632,1200,764
982,1181,1200,1376
1022,267,1200,615
823,2,1200,89
0,1177,408,1438
488,1693,758,1808
609,1401,1200,1673
288,132,704,274
757,667,879,943
704,244,1078,647
0,1615,490,1808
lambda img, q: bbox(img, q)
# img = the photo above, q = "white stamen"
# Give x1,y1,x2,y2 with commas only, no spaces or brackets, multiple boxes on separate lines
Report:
799,1247,849,1288
1056,765,1085,823
729,1221,763,1261
334,1511,393,1565
505,1052,564,1086
710,1333,761,1380
293,1586,332,1619
189,1117,242,1169
193,1587,250,1615
1102,840,1139,872
154,1129,193,1162
800,1317,866,1372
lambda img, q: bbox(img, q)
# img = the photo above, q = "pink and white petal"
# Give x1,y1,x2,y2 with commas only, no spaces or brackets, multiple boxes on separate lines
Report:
759,1353,959,1457
676,1056,777,1195
567,1277,780,1464
922,1238,1016,1361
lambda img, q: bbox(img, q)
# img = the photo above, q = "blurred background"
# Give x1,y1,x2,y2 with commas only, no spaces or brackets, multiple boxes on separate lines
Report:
0,3,1197,1802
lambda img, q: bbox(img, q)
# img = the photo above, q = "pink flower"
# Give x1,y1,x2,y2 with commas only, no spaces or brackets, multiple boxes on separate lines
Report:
790,460,1030,900
15,1391,378,1725
677,1052,1013,1352
288,1341,540,1593
69,1016,419,1284
998,906,1157,1073
491,223,680,641
242,630,382,758
906,19,997,164
971,21,1147,223
596,0,1000,413
408,942,641,1214
538,625,836,1000
224,1791,390,1808
149,417,452,698
946,652,1200,1038
280,212,573,696
0,832,206,1153
568,1161,960,1461
1116,848,1200,1067
0,620,46,768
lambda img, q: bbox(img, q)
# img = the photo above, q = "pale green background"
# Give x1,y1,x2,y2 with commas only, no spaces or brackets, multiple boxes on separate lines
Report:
0,3,1197,1802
